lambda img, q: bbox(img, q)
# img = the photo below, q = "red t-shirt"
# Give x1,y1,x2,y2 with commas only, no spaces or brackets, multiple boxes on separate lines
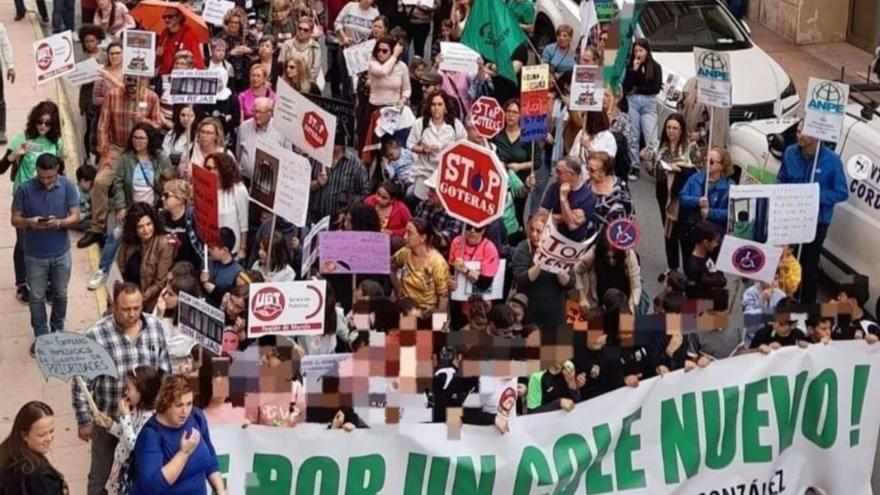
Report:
158,24,205,75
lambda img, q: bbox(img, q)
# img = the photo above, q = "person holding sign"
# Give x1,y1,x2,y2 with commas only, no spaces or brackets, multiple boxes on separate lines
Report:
776,121,849,304
678,146,733,254
448,223,501,328
536,156,597,242
0,401,68,495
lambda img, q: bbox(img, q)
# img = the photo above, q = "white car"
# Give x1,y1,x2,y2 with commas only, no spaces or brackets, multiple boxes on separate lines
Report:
729,100,880,316
534,0,800,121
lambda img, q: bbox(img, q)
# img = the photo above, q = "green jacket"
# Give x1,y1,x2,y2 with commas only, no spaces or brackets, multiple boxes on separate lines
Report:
113,152,176,211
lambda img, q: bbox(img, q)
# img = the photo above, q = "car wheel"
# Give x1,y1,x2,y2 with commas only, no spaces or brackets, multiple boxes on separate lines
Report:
534,16,554,54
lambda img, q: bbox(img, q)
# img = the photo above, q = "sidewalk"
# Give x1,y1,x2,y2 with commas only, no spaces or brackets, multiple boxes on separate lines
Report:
0,3,100,494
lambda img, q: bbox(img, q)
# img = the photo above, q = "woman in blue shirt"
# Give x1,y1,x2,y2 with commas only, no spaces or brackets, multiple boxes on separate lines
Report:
541,24,576,76
679,146,733,256
132,375,227,495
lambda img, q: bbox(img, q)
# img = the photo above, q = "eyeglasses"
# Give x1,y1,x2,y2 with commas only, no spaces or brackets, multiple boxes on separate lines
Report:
162,13,178,20
298,26,311,32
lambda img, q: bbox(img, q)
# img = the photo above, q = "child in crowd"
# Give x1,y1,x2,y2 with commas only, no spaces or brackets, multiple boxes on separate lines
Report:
75,164,97,232
380,135,415,192
683,221,722,299
201,227,244,307
776,245,801,297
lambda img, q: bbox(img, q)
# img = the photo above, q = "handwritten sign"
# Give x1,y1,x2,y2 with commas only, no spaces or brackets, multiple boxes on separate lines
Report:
533,221,597,274
192,164,220,246
439,42,479,76
170,70,221,104
343,39,376,77
520,64,550,143
33,31,76,84
202,0,235,26
34,332,118,381
63,57,102,86
122,30,156,78
729,183,820,245
250,138,312,226
451,260,506,301
319,231,391,274
301,216,330,277
178,292,225,354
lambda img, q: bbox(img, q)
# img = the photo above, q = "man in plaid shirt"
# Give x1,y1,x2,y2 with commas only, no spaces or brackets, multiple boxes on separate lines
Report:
71,283,171,495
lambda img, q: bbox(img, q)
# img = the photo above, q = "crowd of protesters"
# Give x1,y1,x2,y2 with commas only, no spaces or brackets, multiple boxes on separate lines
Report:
0,0,874,493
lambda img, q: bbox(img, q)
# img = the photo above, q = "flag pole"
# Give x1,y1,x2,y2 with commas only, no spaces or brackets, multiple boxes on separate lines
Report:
704,106,715,197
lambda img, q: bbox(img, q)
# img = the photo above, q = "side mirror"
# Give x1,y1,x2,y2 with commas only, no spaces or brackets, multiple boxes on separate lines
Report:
768,133,786,160
741,20,752,35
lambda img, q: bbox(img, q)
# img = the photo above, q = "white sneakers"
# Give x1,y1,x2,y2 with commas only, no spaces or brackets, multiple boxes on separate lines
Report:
87,269,107,291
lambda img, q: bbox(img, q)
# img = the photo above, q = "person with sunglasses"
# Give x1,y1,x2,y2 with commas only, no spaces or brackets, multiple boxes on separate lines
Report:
156,7,205,76
278,16,323,85
220,7,258,92
447,223,501,329
678,146,733,255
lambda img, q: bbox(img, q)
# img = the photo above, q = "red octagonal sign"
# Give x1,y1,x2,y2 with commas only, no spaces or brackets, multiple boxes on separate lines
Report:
470,96,505,139
437,140,508,228
302,111,328,148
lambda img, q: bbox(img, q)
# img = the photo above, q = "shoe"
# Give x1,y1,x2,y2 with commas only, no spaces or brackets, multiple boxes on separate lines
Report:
0,131,7,145
40,16,49,24
77,232,103,249
30,343,35,358
14,14,24,21
16,286,29,304
628,172,640,182
87,269,108,290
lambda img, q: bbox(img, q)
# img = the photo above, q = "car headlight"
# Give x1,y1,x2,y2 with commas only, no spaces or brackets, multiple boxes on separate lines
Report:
780,79,796,99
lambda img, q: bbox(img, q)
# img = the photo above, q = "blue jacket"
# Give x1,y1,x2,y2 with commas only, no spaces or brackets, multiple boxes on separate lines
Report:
679,171,732,231
777,144,849,225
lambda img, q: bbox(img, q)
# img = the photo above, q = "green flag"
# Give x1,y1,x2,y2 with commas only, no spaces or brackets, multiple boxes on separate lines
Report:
460,0,527,82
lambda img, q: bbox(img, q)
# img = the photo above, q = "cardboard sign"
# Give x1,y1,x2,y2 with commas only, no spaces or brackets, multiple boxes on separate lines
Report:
728,183,820,245
202,0,236,26
343,39,376,77
248,280,327,337
33,31,76,84
439,42,480,76
803,77,850,142
694,47,732,108
301,216,330,277
34,332,118,381
178,292,225,355
169,70,221,104
533,221,597,274
250,138,312,226
122,30,157,78
274,80,337,166
520,65,550,143
569,65,604,112
318,231,391,274
192,164,220,246
716,237,782,284
451,260,506,301
63,57,102,86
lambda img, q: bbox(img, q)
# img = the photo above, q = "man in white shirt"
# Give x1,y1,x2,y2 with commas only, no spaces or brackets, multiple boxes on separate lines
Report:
235,97,290,185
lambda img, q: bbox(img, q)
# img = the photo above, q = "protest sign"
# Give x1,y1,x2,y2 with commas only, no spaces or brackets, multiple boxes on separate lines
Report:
122,30,156,78
437,141,508,227
439,42,480,76
470,96,504,138
192,164,220,246
451,260,506,301
202,0,235,26
211,342,880,495
520,64,550,142
169,70,221,104
248,280,327,337
34,332,118,381
307,94,355,144
569,65,604,111
301,216,330,277
803,77,850,143
694,47,732,108
33,31,75,84
178,292,225,355
274,80,337,166
318,231,390,274
716,236,782,283
343,39,376,77
250,139,311,227
728,183,820,245
63,57,102,86
533,221,597,274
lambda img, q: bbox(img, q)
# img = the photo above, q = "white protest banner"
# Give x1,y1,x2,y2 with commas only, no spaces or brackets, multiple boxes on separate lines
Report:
274,79,337,166
439,42,480,76
301,216,330,277
533,221,597,274
694,47,732,108
451,260,506,301
202,0,235,26
716,236,782,283
248,280,327,337
343,39,376,77
569,64,604,111
63,57,102,86
729,183,820,245
169,69,221,104
178,292,225,354
250,138,311,226
803,77,850,143
211,342,880,494
33,31,75,84
34,332,118,381
122,30,157,78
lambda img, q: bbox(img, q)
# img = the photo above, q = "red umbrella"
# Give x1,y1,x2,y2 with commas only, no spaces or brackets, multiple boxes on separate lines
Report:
131,0,210,44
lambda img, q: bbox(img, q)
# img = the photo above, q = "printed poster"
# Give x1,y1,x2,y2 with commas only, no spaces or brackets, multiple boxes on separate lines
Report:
728,183,820,245
178,292,225,354
533,221,597,274
569,64,604,111
33,31,76,84
169,69,221,104
274,79,337,167
318,231,391,274
192,164,220,246
122,30,157,78
803,77,849,143
248,280,327,337
250,137,311,227
716,236,782,283
694,47,732,108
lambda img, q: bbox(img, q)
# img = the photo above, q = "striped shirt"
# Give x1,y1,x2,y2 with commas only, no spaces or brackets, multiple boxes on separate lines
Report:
309,149,369,223
71,314,172,427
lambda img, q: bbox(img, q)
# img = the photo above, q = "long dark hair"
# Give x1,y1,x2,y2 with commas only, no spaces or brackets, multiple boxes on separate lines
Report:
348,202,381,232
105,41,122,68
584,110,610,137
420,90,456,130
126,123,162,157
371,36,395,60
659,112,688,157
172,105,200,143
209,152,242,191
259,232,292,273
25,101,61,143
629,38,657,83
407,218,440,250
122,202,167,245
126,365,162,411
0,401,62,479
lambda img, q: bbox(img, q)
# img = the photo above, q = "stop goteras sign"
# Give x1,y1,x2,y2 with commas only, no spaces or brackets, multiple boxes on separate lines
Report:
470,96,504,138
437,140,508,228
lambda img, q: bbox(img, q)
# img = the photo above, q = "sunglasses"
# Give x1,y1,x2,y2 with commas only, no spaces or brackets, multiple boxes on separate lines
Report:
37,119,53,126
377,48,390,54
466,226,485,233
298,26,311,32
162,13,178,20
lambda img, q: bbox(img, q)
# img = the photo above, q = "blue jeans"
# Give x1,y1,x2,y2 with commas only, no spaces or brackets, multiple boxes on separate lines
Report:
627,94,659,173
26,251,72,337
98,216,122,273
52,0,75,33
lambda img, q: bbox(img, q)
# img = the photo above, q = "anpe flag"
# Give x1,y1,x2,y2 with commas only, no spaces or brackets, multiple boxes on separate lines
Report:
460,0,527,82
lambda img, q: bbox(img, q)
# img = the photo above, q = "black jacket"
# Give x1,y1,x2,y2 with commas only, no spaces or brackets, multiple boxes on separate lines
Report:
1,465,67,495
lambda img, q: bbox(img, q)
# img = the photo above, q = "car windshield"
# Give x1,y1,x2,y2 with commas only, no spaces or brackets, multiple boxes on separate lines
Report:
638,0,752,52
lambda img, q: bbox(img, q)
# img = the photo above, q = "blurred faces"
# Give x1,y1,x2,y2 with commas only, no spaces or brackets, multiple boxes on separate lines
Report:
376,42,392,62
708,149,723,178
375,186,392,207
179,106,196,129
162,8,181,30
161,283,179,309
258,40,273,59
297,22,312,42
464,225,485,246
198,124,219,149
586,157,605,181
430,95,446,121
253,100,273,128
225,15,243,34
36,166,58,190
124,376,142,408
796,123,819,155
131,129,149,152
810,319,833,342
36,114,53,136
633,45,647,63
136,215,155,241
108,46,123,67
83,34,100,54
772,314,796,337
23,416,55,455
250,66,267,89
371,19,387,39
556,30,572,49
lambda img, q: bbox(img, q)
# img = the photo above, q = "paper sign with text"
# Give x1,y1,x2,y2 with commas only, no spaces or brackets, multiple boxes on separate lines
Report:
248,280,327,337
122,30,156,78
202,0,236,26
319,231,391,274
729,183,820,245
170,70,221,104
274,80,337,166
250,138,311,227
439,42,480,76
803,77,849,142
343,39,376,77
34,332,118,381
533,221,597,274
694,47,732,108
63,57,102,86
451,260,506,301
